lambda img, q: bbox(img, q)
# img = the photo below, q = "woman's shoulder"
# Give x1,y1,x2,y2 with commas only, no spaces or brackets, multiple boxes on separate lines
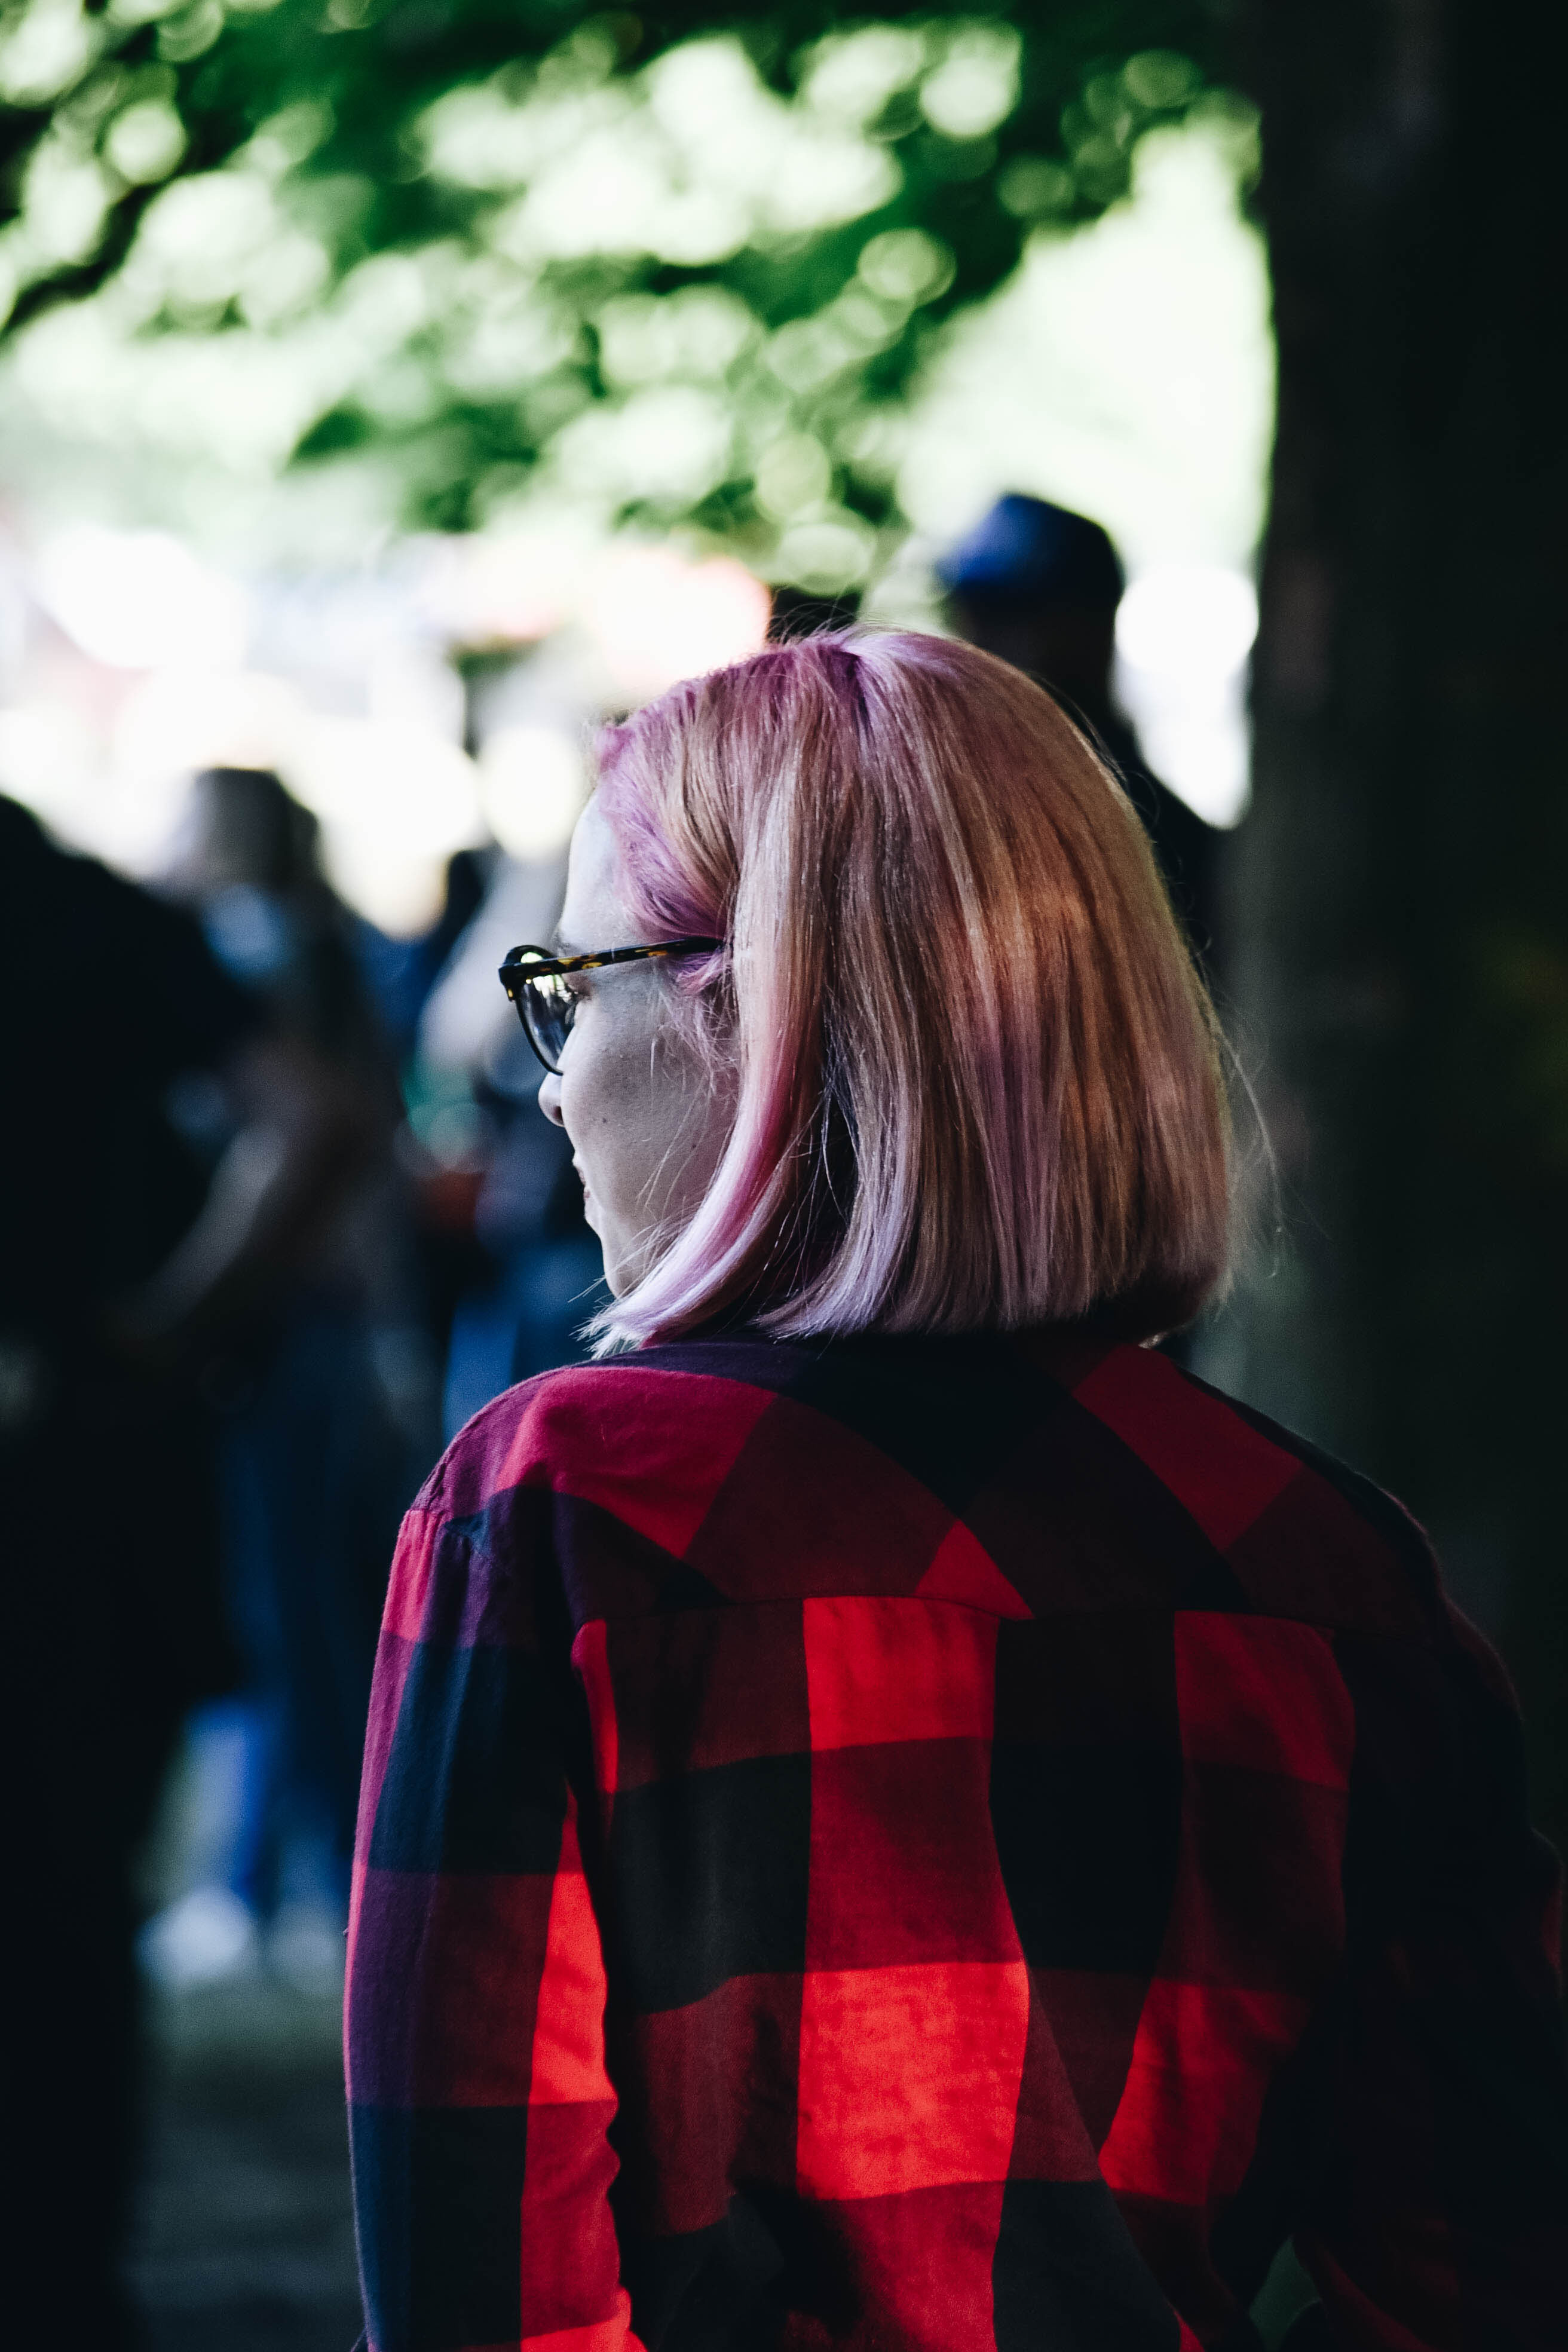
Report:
409,1330,1458,1652
411,1340,797,1532
1025,1332,1454,1644
1123,1355,1466,1646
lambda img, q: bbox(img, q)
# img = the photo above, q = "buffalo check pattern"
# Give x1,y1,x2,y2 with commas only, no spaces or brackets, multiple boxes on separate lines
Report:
346,1329,1568,2351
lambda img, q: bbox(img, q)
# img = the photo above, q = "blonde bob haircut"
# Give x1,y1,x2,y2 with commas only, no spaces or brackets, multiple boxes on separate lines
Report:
590,629,1230,1350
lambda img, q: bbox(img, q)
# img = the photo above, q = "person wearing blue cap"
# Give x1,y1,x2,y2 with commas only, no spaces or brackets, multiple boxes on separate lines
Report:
939,494,1220,971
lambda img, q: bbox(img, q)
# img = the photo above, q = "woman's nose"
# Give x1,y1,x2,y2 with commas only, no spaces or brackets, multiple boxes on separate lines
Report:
538,1072,564,1126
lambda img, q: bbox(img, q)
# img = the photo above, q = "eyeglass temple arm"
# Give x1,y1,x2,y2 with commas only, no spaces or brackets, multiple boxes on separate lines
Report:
498,937,722,988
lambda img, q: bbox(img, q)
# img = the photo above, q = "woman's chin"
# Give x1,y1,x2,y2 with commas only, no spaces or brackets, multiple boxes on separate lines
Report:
584,1205,629,1296
595,1229,644,1301
599,1244,633,1298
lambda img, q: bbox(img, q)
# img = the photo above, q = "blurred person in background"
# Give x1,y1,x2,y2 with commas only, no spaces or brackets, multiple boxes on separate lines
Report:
143,766,437,1992
0,791,362,2345
354,842,495,1074
941,493,1221,972
414,832,606,1440
374,847,503,1417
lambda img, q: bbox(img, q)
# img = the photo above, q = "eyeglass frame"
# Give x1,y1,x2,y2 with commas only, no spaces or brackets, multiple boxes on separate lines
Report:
497,936,723,1074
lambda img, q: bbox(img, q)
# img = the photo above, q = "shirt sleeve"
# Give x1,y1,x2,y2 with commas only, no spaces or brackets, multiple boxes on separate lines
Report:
345,1472,643,2352
1285,1605,1568,2348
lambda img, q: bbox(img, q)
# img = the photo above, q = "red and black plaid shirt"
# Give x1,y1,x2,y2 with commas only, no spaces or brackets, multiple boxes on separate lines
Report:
345,1328,1568,2351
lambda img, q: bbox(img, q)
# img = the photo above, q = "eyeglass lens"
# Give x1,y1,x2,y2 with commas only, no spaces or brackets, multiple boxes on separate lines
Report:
517,969,575,1071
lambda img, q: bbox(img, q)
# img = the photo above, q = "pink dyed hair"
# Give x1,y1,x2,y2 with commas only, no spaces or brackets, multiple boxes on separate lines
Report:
591,629,1230,1349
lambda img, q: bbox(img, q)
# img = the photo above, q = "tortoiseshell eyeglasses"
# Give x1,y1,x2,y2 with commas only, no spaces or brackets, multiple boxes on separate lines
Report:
497,938,722,1074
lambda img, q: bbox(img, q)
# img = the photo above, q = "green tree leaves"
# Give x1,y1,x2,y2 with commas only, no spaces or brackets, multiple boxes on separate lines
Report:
0,4,1238,555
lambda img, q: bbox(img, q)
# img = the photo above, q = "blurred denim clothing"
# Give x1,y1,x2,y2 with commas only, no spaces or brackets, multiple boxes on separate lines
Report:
218,1291,414,1912
443,1073,607,1440
443,1227,607,1438
166,771,439,1948
353,846,494,1064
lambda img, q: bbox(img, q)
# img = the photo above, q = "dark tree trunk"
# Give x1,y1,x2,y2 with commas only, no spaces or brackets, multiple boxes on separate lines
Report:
1236,0,1568,1847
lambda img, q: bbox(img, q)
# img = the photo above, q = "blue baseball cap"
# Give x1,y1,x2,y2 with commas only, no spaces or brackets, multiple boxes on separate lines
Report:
936,494,1125,608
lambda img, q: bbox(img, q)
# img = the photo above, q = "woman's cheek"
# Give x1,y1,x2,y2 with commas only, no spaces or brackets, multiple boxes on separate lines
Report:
562,1013,638,1208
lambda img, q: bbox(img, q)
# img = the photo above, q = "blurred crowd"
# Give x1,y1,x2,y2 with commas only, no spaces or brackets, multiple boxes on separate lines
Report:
0,495,1222,2347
